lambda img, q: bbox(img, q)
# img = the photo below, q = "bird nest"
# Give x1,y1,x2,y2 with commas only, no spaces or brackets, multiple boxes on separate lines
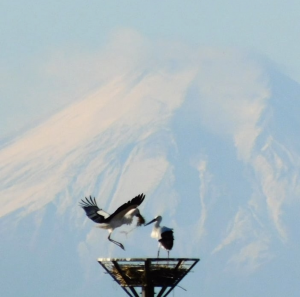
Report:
111,264,187,287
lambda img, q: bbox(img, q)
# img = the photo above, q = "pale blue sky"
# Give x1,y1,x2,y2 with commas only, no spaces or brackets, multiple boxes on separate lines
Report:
1,1,300,141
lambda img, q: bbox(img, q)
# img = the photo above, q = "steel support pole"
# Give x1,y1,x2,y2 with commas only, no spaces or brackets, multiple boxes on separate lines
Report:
142,259,154,297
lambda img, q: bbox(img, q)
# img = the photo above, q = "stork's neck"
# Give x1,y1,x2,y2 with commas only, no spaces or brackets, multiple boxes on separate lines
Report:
154,220,160,228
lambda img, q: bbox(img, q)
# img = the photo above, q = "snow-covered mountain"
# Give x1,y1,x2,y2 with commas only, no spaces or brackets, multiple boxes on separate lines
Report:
1,45,300,297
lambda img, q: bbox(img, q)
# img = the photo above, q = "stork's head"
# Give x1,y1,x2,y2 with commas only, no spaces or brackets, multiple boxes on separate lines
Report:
134,208,146,226
145,215,162,226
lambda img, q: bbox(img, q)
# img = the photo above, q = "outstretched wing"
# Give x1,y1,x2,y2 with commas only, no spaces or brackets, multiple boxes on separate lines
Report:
79,196,109,223
107,193,145,221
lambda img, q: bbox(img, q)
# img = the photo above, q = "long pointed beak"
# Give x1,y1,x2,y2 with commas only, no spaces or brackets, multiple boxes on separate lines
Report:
145,218,157,226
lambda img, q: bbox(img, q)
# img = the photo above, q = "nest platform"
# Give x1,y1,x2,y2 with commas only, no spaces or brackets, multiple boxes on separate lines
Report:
98,258,199,297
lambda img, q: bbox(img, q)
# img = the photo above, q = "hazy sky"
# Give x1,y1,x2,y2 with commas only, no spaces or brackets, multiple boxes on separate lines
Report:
1,1,300,140
1,2,300,297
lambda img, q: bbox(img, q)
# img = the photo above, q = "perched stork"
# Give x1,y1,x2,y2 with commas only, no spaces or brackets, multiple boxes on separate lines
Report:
79,193,146,250
145,215,174,257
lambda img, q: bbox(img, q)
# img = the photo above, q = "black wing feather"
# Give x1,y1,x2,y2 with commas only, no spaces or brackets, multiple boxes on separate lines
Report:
106,193,145,220
159,230,174,251
79,196,105,223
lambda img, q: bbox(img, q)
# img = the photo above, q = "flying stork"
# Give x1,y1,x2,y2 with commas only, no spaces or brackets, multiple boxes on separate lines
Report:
79,193,146,250
145,215,174,257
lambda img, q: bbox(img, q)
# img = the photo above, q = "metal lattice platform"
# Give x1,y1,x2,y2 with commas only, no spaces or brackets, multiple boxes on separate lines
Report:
98,258,200,297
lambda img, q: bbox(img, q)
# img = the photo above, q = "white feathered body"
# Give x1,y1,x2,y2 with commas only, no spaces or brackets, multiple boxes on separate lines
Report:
97,208,142,231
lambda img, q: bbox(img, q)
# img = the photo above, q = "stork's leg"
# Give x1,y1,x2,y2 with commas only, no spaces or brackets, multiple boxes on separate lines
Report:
157,245,160,258
108,232,125,250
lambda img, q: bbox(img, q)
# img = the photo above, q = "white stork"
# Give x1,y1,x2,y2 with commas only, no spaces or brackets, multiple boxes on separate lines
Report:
80,193,145,250
145,215,174,257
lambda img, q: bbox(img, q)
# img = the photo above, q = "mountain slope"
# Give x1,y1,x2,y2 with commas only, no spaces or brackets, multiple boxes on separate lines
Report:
1,48,300,297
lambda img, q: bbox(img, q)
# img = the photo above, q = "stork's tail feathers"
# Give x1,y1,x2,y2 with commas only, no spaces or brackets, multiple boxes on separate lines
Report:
136,213,146,226
159,230,174,251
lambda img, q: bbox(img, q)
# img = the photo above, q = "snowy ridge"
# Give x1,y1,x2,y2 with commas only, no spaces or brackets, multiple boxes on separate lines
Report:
1,43,300,297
